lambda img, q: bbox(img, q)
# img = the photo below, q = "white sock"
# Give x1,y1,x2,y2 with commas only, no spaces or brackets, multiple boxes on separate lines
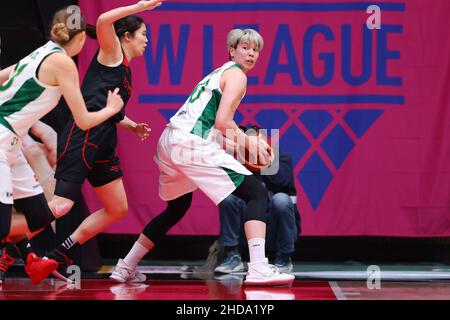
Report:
247,238,266,264
123,241,149,268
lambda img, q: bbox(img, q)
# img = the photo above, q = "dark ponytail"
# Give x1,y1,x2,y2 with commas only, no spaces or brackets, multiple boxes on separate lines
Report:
113,15,145,40
85,24,97,40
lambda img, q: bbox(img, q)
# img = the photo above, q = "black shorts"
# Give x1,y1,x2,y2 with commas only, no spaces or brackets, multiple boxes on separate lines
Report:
55,119,123,190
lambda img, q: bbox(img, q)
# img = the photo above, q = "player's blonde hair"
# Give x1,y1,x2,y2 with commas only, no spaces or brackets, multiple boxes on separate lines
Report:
50,7,95,45
226,29,264,53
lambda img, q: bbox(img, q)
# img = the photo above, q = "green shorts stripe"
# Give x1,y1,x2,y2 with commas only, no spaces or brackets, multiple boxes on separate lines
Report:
221,166,245,188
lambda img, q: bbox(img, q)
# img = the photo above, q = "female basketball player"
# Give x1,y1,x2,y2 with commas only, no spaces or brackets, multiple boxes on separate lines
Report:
111,29,295,286
36,1,164,272
0,8,124,284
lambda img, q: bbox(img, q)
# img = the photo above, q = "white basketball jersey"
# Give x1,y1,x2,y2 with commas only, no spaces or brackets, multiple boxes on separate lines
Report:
169,61,241,140
0,41,64,137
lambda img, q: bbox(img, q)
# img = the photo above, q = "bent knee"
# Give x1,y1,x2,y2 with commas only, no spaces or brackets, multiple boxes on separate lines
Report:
271,192,291,206
110,205,128,219
49,197,74,218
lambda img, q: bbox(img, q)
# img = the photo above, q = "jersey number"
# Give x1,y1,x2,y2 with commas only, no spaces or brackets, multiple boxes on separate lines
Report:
188,79,210,103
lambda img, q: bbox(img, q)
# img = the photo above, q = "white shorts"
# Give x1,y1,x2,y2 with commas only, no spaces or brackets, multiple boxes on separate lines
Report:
0,127,43,204
155,126,252,205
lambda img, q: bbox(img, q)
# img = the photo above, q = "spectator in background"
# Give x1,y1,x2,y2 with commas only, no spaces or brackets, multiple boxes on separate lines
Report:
215,125,301,274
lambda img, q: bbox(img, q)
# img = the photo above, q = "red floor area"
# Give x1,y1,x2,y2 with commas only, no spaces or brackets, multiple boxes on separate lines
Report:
0,278,337,300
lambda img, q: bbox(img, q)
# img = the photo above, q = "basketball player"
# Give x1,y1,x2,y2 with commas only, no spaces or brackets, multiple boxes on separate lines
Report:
0,8,124,284
36,1,163,274
111,28,295,286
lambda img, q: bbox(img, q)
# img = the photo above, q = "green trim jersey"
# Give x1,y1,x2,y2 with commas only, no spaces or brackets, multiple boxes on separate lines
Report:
169,61,241,140
156,61,252,205
0,41,64,137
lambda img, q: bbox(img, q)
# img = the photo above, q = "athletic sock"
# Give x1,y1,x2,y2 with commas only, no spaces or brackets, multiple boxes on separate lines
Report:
247,238,266,264
123,241,149,268
58,235,80,256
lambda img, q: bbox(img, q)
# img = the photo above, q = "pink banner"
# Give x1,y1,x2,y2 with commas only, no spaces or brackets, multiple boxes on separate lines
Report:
78,0,450,236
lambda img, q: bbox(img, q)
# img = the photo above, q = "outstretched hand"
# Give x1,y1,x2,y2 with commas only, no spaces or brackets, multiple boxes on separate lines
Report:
136,0,165,11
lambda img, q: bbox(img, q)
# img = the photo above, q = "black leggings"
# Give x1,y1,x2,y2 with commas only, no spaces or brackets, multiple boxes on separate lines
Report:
0,202,12,241
13,194,55,232
142,175,268,245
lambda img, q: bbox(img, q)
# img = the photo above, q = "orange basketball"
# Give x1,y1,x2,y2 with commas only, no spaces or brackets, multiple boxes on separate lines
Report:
236,135,275,173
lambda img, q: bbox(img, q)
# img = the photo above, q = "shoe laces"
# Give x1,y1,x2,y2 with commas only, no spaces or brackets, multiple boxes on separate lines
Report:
254,262,280,276
268,264,280,274
0,249,15,272
117,261,136,277
119,266,134,277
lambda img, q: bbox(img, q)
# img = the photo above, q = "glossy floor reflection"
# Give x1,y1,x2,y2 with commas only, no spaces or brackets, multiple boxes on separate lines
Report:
3,261,450,300
0,277,335,300
2,276,450,300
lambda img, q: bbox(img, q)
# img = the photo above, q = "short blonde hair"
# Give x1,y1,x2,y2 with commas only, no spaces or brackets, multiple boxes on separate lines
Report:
227,29,264,52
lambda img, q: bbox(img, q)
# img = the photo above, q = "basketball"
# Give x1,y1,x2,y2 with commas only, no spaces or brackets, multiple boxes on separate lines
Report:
236,133,275,172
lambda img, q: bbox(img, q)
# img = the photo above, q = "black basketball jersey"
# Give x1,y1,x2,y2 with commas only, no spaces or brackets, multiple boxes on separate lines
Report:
81,50,132,123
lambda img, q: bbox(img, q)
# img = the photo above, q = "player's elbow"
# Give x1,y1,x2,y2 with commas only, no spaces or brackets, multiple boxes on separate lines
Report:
78,124,90,131
215,119,229,134
74,118,90,131
96,13,109,27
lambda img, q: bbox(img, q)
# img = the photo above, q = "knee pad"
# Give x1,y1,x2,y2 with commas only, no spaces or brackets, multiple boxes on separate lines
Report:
232,175,268,223
53,203,73,218
243,189,268,223
0,203,13,241
13,194,55,232
54,179,82,202
142,193,192,244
